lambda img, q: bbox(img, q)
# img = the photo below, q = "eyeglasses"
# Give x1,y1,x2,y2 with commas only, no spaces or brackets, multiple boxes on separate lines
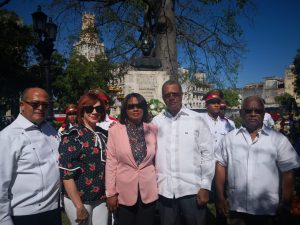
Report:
67,112,77,116
206,99,221,105
243,108,264,115
23,101,49,109
163,92,182,99
83,106,104,114
127,103,143,110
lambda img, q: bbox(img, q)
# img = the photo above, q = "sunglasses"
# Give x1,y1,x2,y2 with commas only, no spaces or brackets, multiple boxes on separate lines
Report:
83,106,104,114
127,103,143,110
206,99,221,105
243,108,264,115
163,92,182,99
67,112,77,116
24,101,49,109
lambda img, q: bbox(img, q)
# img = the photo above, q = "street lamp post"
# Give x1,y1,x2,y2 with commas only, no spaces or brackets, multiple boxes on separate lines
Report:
32,6,57,122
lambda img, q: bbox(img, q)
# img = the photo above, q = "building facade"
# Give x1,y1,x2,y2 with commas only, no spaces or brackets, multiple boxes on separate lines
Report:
74,13,106,61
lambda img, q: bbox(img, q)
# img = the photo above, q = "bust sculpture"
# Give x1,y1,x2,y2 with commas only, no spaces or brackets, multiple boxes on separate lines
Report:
130,36,162,71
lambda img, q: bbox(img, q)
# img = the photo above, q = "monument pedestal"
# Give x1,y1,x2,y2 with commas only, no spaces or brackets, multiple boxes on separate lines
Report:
124,70,169,103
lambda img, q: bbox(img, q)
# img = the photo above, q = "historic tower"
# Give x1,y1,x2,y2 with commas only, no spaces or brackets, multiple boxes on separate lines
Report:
74,13,106,61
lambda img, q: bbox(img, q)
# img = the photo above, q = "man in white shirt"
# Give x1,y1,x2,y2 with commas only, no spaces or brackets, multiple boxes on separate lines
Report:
215,96,300,225
153,80,214,225
202,91,234,149
0,87,61,225
201,91,233,225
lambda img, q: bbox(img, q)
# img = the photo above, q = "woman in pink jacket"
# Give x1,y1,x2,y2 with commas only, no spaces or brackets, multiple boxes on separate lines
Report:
106,93,158,225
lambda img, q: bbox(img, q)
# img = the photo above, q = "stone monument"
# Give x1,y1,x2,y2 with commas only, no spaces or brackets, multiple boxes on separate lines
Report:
125,36,169,102
130,37,162,70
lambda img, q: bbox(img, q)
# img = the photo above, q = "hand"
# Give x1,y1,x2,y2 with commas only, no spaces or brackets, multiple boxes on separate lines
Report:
107,195,118,212
196,189,209,206
75,206,89,225
216,198,229,217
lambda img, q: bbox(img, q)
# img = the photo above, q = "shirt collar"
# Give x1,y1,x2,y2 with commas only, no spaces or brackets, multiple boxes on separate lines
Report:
206,113,220,122
17,114,44,130
164,106,189,119
235,125,269,136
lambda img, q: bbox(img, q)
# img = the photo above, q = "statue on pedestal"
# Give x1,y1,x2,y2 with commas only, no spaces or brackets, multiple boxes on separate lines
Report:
131,6,162,71
131,36,162,71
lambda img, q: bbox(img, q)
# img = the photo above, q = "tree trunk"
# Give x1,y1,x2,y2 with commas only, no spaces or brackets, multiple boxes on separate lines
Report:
154,0,178,80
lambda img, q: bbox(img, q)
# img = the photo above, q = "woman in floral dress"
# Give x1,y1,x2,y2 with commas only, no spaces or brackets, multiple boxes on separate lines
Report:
59,92,108,225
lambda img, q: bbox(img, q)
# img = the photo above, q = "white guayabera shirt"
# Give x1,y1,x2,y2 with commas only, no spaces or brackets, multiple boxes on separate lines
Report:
153,107,215,199
0,114,60,225
215,126,300,215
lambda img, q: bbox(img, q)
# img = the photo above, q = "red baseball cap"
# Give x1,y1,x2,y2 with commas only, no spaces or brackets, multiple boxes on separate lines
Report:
205,93,221,102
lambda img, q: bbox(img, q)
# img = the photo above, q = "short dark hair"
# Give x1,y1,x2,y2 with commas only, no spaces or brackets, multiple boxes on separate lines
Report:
120,93,150,124
162,79,182,94
77,92,106,125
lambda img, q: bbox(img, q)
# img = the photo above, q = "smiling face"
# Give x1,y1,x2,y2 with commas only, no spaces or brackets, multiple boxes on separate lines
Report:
162,84,183,116
126,97,144,124
20,88,49,124
240,96,265,133
82,101,102,129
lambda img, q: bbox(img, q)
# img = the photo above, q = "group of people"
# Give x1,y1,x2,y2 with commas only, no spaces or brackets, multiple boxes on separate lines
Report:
0,80,300,225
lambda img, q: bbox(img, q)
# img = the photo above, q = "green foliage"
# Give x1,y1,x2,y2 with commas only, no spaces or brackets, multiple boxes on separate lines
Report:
53,51,117,109
48,0,254,87
0,9,35,115
293,49,300,95
275,93,298,116
275,93,294,105
232,114,242,128
222,89,239,107
0,9,66,117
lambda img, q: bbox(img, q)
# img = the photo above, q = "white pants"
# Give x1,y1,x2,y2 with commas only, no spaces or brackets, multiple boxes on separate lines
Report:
64,196,108,225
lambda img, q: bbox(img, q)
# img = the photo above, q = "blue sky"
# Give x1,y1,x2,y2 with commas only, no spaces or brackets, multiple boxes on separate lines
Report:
4,0,300,88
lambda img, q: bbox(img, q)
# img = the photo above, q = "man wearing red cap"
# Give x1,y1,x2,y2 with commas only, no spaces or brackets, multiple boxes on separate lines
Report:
58,104,78,137
201,90,232,225
201,90,233,148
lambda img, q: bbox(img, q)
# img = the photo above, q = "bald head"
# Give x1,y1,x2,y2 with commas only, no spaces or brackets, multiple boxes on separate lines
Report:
20,87,49,124
21,87,48,102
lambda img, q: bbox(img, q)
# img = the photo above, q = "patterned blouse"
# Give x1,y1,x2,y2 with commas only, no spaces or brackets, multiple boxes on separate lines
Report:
58,124,107,203
126,122,147,165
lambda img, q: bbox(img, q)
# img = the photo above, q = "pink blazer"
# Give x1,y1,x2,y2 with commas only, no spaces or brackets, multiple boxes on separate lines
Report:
105,122,158,206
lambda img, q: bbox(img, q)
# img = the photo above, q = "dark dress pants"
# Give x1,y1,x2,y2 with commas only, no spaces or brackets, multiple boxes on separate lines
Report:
117,194,157,225
158,195,207,225
12,208,62,225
